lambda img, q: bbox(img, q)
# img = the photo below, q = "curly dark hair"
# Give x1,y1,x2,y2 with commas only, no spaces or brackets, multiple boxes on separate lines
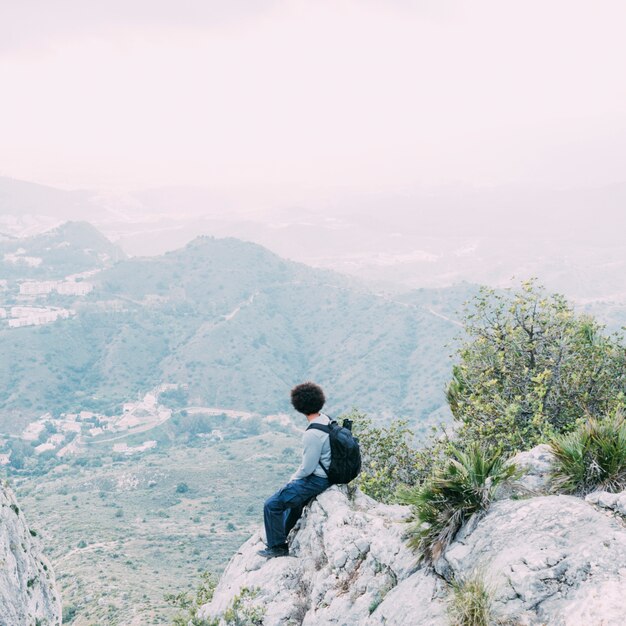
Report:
291,382,326,415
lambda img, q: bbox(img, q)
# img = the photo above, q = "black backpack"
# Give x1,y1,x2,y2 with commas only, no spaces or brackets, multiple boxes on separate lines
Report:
307,418,362,485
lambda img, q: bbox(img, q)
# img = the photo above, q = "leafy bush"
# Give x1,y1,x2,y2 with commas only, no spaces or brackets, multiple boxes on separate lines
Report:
348,410,425,503
222,587,265,625
166,571,218,626
166,575,264,626
447,281,626,454
159,387,189,409
448,573,493,626
401,445,517,563
62,605,78,623
550,413,626,495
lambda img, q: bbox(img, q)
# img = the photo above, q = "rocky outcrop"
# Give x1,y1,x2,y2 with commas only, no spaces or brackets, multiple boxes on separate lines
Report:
586,489,626,515
199,446,626,626
438,495,626,625
0,480,61,626
198,487,447,625
504,443,555,495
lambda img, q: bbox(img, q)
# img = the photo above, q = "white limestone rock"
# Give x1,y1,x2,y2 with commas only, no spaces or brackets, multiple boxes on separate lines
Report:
198,486,447,626
495,444,555,500
199,478,626,626
0,480,61,626
585,489,626,515
364,570,448,626
615,492,626,516
438,495,626,625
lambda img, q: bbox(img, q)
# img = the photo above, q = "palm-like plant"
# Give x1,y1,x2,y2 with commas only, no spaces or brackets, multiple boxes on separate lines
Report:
550,412,626,495
401,444,517,563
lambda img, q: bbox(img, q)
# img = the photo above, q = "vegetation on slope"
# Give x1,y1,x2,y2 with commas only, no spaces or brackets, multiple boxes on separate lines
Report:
14,421,298,625
0,233,459,432
447,280,626,453
401,444,517,563
165,280,626,623
345,282,626,567
550,412,626,495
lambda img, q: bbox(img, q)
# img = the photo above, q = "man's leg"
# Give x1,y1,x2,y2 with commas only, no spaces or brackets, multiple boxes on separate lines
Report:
283,475,329,536
263,488,290,550
262,475,329,554
284,503,305,538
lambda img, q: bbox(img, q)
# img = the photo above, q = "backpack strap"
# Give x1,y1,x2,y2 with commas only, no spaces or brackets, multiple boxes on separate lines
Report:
306,422,333,476
306,423,331,434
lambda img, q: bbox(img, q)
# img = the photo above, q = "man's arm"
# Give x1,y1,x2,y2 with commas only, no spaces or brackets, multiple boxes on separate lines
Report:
290,431,324,481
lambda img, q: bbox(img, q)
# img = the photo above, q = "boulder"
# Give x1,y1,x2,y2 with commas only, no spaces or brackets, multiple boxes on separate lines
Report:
198,486,447,625
586,489,626,516
495,444,555,500
0,480,61,626
438,495,626,625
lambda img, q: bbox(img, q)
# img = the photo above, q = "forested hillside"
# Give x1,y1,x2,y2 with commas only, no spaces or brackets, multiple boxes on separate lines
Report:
0,226,461,434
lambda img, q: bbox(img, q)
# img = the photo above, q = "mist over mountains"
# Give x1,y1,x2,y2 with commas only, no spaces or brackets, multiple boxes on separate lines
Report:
4,3,626,622
3,176,626,304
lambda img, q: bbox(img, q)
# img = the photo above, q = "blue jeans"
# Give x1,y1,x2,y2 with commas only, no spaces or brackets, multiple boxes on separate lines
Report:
263,474,330,548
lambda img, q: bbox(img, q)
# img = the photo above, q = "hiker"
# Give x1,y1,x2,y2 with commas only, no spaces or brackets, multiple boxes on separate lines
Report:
258,381,332,558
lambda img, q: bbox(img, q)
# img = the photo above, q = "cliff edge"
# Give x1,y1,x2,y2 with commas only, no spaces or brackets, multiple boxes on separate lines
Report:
0,481,61,626
199,446,626,625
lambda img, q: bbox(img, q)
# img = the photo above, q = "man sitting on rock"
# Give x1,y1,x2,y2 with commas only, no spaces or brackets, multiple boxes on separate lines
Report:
258,382,331,558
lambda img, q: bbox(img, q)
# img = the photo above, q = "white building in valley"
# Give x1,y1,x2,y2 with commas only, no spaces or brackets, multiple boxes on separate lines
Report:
8,307,74,328
19,281,56,296
19,277,94,297
22,421,46,441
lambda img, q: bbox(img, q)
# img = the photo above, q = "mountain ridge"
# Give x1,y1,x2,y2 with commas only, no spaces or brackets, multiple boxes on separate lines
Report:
0,222,459,433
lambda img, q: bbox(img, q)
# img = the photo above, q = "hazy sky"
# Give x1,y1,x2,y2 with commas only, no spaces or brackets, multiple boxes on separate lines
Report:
1,0,625,193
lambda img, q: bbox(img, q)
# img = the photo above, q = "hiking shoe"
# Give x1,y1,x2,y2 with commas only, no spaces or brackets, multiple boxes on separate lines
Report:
257,544,289,559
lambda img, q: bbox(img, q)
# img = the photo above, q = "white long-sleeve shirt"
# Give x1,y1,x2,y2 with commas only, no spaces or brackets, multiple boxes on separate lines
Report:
290,413,332,481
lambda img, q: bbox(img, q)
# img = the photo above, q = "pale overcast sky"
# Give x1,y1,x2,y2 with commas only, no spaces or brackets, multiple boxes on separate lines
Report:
1,0,625,193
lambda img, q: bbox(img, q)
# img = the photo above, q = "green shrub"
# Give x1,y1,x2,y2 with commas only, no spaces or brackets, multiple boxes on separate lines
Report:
159,386,189,409
448,281,626,454
348,410,425,503
62,605,78,623
401,445,517,563
550,413,626,495
222,587,265,625
166,575,264,626
448,573,493,626
166,571,218,626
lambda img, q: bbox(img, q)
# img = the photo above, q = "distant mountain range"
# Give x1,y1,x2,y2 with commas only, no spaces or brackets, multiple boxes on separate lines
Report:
3,176,626,305
0,222,462,435
0,221,125,280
